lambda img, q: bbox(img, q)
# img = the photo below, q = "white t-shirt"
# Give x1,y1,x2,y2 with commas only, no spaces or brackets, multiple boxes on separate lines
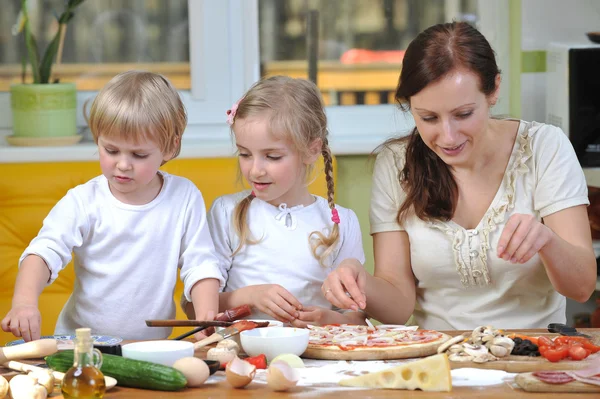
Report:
208,192,366,319
370,121,589,330
20,172,224,340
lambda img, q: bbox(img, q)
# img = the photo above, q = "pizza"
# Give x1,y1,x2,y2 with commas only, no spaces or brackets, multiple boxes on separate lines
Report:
303,324,451,360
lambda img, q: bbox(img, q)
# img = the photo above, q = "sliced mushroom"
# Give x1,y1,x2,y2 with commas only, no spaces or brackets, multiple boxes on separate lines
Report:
448,352,474,362
462,343,489,358
448,344,465,354
472,352,498,363
437,334,466,354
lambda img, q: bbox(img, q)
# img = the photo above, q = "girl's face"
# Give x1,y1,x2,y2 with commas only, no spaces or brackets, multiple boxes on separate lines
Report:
234,116,314,207
98,136,170,205
410,69,499,168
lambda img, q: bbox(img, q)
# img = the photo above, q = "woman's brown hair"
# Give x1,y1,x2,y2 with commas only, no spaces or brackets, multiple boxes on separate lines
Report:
229,76,339,267
387,21,500,222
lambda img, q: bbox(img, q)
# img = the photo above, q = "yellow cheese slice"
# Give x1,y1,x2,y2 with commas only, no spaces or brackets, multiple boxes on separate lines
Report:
339,353,452,391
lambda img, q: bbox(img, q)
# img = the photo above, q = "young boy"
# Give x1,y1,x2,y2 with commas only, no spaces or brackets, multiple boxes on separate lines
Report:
1,71,224,340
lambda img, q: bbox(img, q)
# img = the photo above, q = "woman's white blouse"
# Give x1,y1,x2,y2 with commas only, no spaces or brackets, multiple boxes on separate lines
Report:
369,121,589,330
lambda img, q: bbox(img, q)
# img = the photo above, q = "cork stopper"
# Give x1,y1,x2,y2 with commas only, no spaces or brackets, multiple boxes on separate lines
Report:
75,327,91,340
74,327,92,351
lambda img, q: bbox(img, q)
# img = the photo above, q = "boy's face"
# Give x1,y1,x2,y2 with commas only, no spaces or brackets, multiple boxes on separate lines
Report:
98,136,170,205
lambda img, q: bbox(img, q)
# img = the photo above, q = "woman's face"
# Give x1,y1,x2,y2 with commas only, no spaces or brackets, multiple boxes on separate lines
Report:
410,70,499,167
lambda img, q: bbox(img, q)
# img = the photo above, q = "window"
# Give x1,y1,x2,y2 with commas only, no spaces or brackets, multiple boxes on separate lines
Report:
0,0,190,91
0,0,509,157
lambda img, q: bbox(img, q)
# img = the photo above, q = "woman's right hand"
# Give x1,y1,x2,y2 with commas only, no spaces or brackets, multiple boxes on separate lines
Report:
1,304,42,342
323,258,367,311
249,284,302,323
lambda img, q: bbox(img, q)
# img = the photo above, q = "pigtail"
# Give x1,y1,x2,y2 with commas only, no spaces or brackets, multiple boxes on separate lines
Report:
309,137,341,267
232,192,259,256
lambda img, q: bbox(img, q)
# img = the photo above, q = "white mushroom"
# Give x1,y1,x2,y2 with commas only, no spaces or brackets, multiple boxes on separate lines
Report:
0,375,8,399
8,374,47,399
437,335,466,354
216,339,240,355
207,346,238,365
27,370,55,394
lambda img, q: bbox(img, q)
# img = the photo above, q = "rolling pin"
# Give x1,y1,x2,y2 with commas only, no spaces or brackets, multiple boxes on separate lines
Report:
0,339,58,363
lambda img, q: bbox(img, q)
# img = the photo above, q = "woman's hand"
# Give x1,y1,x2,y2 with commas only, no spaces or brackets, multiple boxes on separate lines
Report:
497,213,553,263
290,306,340,328
322,258,367,311
249,284,302,323
1,304,42,342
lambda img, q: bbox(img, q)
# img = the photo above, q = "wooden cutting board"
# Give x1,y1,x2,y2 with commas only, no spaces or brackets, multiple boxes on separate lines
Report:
448,330,600,373
515,372,600,393
450,354,599,373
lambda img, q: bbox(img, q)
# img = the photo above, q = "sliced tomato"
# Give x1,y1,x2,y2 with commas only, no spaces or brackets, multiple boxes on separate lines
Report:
553,336,600,353
538,345,549,355
568,345,590,361
537,336,554,348
542,346,569,362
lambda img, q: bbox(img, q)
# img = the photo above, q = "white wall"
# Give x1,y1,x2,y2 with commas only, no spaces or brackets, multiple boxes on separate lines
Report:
520,0,600,122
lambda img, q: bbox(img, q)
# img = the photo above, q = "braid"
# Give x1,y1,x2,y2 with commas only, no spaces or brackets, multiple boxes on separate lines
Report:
309,137,341,267
232,193,260,256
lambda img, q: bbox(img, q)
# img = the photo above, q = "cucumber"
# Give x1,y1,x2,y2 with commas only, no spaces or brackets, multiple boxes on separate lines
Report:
46,350,187,391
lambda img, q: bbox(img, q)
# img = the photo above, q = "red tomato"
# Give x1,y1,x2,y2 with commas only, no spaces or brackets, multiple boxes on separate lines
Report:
568,345,590,361
543,346,569,362
538,345,549,355
538,336,554,348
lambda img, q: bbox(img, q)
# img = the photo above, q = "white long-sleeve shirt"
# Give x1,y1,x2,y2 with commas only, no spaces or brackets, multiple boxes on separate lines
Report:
207,192,366,319
20,172,225,340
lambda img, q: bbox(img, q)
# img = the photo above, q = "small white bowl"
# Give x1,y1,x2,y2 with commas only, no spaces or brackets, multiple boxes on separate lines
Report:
240,327,309,362
121,340,194,366
216,319,284,346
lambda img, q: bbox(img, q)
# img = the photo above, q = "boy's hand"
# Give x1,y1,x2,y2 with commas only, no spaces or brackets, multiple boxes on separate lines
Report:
193,310,216,341
249,284,302,323
1,304,42,342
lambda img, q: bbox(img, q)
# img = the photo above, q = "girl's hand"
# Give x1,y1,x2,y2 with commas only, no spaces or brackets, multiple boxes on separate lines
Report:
497,213,554,264
322,259,367,311
249,284,302,323
290,306,341,328
1,304,42,342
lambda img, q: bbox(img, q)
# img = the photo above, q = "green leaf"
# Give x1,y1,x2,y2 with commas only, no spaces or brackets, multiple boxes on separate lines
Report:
39,24,63,84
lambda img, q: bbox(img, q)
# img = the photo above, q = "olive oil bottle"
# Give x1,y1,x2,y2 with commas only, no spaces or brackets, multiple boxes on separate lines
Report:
61,328,106,399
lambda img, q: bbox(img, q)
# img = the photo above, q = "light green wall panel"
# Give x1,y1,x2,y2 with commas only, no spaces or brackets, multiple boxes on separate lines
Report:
335,155,374,274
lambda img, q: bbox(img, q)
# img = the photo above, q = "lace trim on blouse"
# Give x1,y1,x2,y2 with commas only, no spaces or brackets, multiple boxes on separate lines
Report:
429,122,534,287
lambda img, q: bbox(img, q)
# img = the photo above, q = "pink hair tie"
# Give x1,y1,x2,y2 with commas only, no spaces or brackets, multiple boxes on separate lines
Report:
251,191,256,197
226,97,244,126
331,208,340,224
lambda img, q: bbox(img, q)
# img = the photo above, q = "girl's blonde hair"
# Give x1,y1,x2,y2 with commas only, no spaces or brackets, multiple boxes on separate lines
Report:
230,75,339,267
88,70,187,162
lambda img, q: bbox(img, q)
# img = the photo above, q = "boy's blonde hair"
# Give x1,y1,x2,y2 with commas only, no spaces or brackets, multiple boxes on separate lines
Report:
88,71,186,161
230,75,339,267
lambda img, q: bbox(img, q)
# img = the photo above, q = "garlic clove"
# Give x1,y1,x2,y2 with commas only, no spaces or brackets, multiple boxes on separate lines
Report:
225,357,256,388
267,361,300,392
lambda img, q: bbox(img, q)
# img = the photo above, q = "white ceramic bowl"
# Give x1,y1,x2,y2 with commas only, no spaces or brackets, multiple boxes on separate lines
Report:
216,319,284,346
121,340,194,366
240,327,309,362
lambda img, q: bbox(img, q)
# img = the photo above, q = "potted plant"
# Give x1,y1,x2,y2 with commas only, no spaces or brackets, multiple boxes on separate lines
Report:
9,0,86,145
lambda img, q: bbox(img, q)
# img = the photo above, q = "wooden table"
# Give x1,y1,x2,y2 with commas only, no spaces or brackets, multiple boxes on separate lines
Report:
2,329,599,398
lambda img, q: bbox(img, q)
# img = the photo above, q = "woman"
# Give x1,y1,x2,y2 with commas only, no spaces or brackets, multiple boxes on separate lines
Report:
323,22,596,330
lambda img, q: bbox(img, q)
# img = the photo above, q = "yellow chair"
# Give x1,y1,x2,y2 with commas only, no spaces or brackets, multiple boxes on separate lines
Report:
0,157,334,345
